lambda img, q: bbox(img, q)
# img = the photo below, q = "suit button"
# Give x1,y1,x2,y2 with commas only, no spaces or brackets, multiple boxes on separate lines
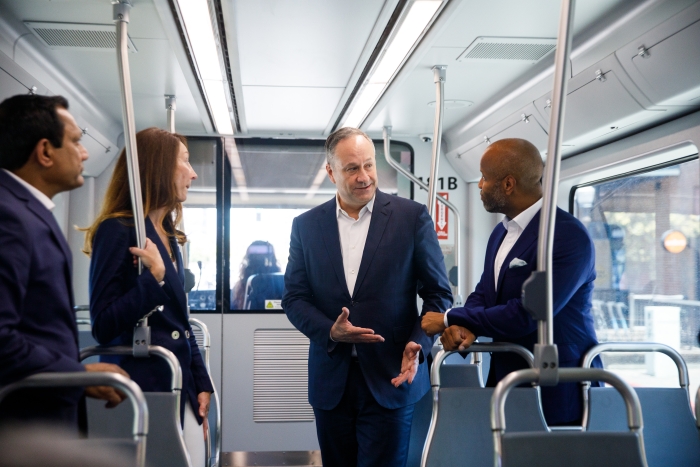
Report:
171,331,180,339
185,330,190,338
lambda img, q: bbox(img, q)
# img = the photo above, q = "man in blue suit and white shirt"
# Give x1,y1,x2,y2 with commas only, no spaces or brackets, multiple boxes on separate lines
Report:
422,138,602,426
0,94,128,430
283,127,452,466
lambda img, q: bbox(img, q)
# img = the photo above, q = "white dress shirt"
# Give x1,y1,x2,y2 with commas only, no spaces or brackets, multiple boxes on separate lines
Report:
493,198,542,290
444,198,542,327
336,194,374,297
333,194,374,355
2,169,55,211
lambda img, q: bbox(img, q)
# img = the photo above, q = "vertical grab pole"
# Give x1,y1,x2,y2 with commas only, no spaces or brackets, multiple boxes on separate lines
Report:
427,65,446,218
165,95,176,134
537,0,575,346
383,126,463,306
114,1,145,270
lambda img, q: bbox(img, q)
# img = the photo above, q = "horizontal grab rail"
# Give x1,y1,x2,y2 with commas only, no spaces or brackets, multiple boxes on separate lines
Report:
431,343,535,387
581,342,689,389
0,372,148,467
80,345,182,392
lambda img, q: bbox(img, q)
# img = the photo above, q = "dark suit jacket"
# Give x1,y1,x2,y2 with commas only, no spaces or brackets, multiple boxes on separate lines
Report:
89,217,213,425
447,207,602,424
283,190,453,410
0,170,85,427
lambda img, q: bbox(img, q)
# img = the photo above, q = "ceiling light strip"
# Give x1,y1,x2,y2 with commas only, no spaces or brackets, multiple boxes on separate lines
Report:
305,164,330,199
175,0,234,134
339,0,444,129
225,138,248,200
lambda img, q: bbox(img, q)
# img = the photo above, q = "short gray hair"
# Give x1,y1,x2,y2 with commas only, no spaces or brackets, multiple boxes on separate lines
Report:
324,127,373,166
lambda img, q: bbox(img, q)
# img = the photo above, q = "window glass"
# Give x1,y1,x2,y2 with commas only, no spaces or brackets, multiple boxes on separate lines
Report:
573,158,700,397
182,138,220,311
227,138,410,311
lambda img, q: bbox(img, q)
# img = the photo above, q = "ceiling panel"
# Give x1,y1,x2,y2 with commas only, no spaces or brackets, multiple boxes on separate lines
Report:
0,0,207,134
367,46,536,135
242,86,345,132
366,0,633,138
235,0,385,88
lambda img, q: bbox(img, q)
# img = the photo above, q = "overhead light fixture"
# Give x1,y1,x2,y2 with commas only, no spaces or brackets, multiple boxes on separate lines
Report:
225,138,248,200
342,0,443,129
176,0,234,135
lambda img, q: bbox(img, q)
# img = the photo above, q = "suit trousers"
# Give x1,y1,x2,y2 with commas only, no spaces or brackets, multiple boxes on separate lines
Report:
313,359,415,467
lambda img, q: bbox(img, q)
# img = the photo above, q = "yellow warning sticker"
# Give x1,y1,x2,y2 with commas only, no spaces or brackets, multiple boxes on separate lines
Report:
264,300,282,310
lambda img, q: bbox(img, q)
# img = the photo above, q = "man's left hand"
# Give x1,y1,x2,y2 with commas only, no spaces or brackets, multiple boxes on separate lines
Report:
391,341,421,387
198,391,211,440
421,311,446,336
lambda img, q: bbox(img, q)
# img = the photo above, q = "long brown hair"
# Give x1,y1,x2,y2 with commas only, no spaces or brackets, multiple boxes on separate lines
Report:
83,127,188,255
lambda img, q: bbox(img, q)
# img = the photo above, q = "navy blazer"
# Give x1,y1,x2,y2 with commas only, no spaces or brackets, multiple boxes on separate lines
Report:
89,217,214,425
447,207,602,424
0,170,84,427
283,190,453,410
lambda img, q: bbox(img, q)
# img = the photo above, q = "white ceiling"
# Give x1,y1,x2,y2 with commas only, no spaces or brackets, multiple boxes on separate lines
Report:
365,0,633,137
231,0,386,134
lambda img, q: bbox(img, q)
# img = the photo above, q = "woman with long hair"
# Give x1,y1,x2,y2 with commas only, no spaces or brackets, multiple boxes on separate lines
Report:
84,127,213,467
231,240,281,309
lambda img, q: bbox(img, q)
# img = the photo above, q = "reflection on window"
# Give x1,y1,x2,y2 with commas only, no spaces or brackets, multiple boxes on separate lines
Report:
230,208,306,310
573,158,700,396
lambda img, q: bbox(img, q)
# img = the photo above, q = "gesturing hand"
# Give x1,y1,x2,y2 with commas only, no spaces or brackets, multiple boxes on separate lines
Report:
330,307,385,344
440,325,476,351
129,237,166,282
391,342,422,387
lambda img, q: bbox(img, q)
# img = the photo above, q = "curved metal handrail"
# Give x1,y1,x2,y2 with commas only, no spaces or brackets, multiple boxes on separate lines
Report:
383,127,463,305
80,345,182,392
421,344,536,467
0,371,148,467
696,386,700,428
582,342,689,389
76,318,92,326
430,344,535,387
188,318,221,467
580,342,690,427
491,368,645,463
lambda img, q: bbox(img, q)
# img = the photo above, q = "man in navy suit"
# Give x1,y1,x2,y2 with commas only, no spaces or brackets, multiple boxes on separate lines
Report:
283,127,452,467
0,94,128,430
422,138,601,426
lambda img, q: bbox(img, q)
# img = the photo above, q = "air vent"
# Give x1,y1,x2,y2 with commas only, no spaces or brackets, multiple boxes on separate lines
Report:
24,22,137,52
457,37,555,62
253,329,314,422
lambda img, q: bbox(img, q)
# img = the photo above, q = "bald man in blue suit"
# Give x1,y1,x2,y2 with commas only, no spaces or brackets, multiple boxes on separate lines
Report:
422,138,602,426
0,94,127,430
283,128,452,467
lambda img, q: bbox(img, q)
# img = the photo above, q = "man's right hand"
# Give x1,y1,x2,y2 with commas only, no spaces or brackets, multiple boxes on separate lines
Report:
330,307,385,343
440,325,476,351
83,363,131,408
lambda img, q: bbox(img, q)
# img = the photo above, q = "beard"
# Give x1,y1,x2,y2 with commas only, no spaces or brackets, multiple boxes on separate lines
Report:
481,187,507,213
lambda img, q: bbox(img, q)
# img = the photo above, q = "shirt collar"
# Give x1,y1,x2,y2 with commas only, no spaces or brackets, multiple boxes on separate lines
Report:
2,169,55,211
501,197,543,231
336,193,375,220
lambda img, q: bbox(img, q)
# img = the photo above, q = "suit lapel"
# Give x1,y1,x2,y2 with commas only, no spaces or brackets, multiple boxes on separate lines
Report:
486,224,507,305
318,198,350,299
352,191,391,298
146,218,187,317
1,171,75,307
495,211,540,296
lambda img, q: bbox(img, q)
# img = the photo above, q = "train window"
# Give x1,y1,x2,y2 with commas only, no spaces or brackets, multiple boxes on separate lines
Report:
183,138,221,311
572,156,700,396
